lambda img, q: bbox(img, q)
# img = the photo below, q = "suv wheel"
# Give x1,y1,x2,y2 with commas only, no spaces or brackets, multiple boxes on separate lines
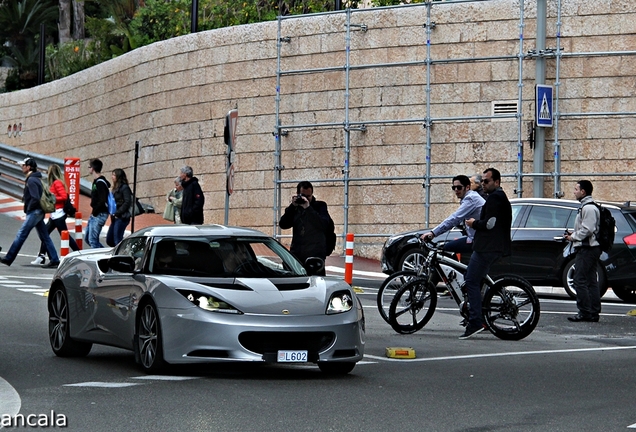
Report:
562,260,608,299
398,249,426,273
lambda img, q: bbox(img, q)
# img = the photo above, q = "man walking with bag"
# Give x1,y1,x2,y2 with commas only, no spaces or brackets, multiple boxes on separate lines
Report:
0,158,60,268
564,180,602,322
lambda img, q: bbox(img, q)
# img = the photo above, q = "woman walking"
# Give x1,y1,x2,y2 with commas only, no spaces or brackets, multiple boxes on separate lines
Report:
31,164,79,265
106,168,133,247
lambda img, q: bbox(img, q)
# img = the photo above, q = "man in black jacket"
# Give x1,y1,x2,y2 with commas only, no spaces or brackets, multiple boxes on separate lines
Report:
1,158,60,267
279,181,334,275
179,166,205,225
86,158,110,248
463,167,512,339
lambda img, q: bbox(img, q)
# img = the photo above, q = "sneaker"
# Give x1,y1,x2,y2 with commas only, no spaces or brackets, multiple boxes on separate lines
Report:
459,325,484,340
41,261,60,269
0,257,10,266
31,255,46,265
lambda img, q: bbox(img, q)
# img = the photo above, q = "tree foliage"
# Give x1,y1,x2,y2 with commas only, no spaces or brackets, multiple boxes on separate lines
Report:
2,0,368,90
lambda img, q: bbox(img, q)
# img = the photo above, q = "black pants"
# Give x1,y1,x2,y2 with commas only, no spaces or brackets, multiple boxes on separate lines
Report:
39,215,80,257
573,246,602,318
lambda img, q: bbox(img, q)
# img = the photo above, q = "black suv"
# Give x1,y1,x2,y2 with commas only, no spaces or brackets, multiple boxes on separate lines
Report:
380,198,636,302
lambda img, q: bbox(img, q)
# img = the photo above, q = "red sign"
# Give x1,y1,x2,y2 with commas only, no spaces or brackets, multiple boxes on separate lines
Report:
64,158,81,212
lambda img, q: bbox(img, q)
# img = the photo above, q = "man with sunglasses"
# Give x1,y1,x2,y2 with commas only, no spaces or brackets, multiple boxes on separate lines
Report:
421,175,485,254
463,167,512,339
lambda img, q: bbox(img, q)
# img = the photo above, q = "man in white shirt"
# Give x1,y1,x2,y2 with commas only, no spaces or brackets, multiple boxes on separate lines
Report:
421,175,485,253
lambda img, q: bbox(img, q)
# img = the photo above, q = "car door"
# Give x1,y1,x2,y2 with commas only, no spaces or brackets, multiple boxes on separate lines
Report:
507,203,575,284
92,236,149,349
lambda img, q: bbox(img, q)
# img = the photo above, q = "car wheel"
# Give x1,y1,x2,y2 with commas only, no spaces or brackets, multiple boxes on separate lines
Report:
562,260,608,299
48,286,92,357
136,301,166,373
612,285,636,303
318,362,356,375
398,248,426,273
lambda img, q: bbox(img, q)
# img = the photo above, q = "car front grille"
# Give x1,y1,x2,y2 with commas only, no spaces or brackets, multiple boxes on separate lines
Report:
239,331,335,355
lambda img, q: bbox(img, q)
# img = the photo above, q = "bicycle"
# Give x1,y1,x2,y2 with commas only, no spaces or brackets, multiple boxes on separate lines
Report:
387,239,541,341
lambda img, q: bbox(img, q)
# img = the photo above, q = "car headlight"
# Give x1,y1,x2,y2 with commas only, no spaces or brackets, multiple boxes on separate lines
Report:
177,290,243,314
326,290,354,314
384,235,403,248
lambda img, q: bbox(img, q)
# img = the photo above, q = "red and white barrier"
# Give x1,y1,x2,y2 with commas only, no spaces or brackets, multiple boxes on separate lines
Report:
60,230,70,257
74,212,83,250
344,233,354,285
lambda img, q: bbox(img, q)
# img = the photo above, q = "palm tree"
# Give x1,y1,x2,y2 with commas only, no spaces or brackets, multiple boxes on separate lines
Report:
0,0,58,89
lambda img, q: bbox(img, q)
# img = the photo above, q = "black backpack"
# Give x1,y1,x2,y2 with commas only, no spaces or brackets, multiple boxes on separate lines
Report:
583,202,615,252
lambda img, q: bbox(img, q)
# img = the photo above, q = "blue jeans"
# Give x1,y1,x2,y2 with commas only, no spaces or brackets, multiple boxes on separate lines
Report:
86,212,108,248
443,236,474,254
464,250,502,329
106,216,130,247
3,210,59,265
573,246,602,318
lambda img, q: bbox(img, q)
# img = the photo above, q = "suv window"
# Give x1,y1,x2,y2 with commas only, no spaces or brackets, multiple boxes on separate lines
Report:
525,205,572,229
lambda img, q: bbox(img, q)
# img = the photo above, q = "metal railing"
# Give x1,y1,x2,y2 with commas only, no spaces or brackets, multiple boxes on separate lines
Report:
0,143,92,199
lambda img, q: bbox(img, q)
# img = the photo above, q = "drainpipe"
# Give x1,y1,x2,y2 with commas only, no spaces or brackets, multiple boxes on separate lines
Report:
533,0,547,197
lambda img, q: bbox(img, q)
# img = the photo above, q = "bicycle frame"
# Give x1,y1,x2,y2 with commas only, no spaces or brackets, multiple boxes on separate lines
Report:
424,246,495,307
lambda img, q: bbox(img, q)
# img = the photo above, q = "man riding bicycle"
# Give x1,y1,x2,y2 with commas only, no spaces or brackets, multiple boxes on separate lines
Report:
421,175,485,254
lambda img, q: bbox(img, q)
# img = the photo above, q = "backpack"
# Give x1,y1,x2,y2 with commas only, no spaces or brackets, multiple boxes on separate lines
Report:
583,202,615,252
39,181,56,213
107,191,117,215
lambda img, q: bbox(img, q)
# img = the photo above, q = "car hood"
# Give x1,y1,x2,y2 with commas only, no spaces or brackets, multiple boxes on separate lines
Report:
158,276,353,316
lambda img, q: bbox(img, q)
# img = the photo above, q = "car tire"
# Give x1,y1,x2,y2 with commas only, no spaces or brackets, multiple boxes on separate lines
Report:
318,361,356,375
48,286,93,357
562,260,608,299
136,301,166,373
611,285,636,303
397,248,426,273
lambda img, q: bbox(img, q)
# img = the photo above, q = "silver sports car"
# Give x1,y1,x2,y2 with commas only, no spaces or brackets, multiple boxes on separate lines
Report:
47,225,365,374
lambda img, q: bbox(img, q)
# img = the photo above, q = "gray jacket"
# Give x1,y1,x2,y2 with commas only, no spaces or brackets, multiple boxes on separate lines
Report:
571,195,600,248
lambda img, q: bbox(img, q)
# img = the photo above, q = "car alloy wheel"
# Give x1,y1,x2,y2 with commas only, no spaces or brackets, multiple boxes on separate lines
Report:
562,260,607,299
136,302,165,373
399,250,426,273
48,287,92,357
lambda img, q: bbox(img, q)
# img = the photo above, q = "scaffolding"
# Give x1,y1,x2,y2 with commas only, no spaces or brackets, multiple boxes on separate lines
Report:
273,0,636,248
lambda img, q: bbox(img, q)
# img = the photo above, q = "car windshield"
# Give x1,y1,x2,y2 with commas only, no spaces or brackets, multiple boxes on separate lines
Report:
148,236,307,278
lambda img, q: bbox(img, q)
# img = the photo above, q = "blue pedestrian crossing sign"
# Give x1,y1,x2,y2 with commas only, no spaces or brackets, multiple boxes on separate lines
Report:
536,85,553,127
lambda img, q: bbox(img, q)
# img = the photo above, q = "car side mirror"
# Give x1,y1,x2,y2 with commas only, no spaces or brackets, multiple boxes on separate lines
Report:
304,257,325,276
99,255,136,273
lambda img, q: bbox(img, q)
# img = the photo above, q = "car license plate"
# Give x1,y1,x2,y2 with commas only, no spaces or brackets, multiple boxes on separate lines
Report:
277,350,308,363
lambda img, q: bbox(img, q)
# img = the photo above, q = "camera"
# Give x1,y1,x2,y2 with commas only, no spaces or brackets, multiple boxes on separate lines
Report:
294,195,305,204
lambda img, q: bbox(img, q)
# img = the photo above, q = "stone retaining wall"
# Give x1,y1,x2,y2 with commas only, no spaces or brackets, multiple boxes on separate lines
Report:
1,0,634,259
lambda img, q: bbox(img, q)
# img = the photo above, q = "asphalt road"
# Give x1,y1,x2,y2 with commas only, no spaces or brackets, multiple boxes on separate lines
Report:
2,214,636,431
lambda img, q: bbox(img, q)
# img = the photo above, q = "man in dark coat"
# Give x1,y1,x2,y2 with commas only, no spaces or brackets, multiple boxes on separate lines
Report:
179,165,205,225
463,167,512,339
1,158,60,267
279,181,334,275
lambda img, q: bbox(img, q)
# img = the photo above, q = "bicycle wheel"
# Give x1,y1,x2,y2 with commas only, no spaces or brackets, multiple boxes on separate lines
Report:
482,275,540,341
377,270,418,323
388,279,438,334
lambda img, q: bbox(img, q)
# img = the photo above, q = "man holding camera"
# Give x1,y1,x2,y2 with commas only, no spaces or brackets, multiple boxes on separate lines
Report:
279,181,334,275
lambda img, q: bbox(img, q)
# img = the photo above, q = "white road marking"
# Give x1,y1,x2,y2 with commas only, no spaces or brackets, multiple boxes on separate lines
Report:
131,376,199,381
365,345,636,363
63,382,141,388
326,266,386,279
627,422,636,429
0,377,21,418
